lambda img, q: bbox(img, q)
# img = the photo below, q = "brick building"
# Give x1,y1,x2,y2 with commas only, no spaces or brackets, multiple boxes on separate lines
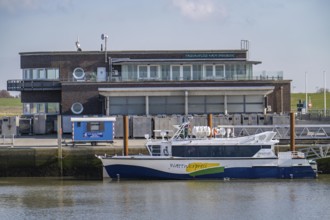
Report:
7,47,291,126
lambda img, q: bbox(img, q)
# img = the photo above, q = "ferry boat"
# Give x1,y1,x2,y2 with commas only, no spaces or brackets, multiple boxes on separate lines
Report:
97,122,316,180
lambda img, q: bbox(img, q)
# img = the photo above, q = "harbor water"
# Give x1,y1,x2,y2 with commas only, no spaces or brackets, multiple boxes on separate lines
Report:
1,176,330,220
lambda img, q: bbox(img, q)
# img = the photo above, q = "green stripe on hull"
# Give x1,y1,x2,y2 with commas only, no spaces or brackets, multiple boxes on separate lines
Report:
189,167,224,177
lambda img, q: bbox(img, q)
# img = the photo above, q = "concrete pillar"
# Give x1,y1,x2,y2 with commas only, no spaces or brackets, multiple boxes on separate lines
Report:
185,91,188,115
280,86,284,114
106,96,110,116
207,114,213,137
224,95,228,115
290,112,295,152
123,115,129,156
145,96,149,116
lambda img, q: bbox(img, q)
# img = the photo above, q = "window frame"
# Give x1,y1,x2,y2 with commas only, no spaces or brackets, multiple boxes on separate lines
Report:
203,64,226,79
170,65,193,81
137,65,160,80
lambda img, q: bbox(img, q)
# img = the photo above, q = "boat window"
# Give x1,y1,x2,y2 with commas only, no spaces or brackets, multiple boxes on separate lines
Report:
172,145,262,157
150,145,161,156
172,146,185,157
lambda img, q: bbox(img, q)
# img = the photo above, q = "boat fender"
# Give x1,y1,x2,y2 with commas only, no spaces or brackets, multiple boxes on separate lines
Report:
213,128,218,136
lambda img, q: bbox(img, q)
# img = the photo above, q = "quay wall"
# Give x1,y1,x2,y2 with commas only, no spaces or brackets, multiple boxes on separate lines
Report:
1,146,330,179
0,147,148,179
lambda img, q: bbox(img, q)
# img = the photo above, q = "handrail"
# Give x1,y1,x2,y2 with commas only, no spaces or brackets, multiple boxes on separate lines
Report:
7,79,61,91
216,124,330,139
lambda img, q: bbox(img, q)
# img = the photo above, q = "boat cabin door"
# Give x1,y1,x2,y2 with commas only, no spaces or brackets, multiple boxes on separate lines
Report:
160,142,171,156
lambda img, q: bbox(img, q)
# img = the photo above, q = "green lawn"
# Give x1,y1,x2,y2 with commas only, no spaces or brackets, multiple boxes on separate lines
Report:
0,98,22,116
291,92,330,112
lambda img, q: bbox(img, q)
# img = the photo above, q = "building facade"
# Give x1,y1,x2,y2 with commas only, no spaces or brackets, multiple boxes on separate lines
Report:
7,48,291,119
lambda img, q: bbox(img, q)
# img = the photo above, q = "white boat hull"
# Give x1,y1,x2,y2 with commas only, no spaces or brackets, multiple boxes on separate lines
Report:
98,156,316,179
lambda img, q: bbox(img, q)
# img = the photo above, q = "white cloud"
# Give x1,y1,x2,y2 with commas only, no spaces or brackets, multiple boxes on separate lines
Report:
172,0,225,20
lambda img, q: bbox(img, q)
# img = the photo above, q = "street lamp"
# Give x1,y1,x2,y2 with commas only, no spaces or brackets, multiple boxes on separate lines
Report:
305,72,308,113
101,34,108,63
324,71,327,117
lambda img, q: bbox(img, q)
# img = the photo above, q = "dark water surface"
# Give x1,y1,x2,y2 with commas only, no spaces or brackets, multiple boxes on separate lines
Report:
1,176,330,220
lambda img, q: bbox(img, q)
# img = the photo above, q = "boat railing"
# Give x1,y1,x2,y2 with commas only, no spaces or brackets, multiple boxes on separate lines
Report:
171,122,190,140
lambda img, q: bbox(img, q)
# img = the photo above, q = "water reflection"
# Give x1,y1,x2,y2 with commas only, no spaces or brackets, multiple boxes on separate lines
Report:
1,177,330,219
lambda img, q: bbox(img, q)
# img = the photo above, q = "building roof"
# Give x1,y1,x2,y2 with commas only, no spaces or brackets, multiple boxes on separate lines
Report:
19,49,248,56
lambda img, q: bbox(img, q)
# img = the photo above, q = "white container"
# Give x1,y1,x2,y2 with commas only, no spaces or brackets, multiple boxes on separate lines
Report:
97,67,107,82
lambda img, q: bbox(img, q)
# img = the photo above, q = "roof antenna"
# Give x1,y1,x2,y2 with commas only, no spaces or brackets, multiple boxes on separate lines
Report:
101,33,108,62
75,36,82,51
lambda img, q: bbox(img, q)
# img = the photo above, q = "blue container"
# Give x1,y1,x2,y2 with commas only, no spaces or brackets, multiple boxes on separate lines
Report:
71,117,116,146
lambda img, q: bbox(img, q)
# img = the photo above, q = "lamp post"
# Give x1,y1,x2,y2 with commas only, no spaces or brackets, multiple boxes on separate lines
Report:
305,72,308,113
324,71,327,117
101,34,108,63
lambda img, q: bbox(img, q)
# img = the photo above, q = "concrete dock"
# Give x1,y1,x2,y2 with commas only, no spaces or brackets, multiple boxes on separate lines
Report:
1,134,146,149
1,135,330,178
0,135,148,179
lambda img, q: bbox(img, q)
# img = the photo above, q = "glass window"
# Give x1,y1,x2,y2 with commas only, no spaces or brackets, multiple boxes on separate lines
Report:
122,65,138,81
47,103,59,114
23,102,60,115
193,64,202,80
171,65,180,80
30,103,37,114
121,65,128,81
88,122,104,132
215,65,225,78
138,66,148,79
205,65,213,78
23,68,59,80
47,69,59,79
37,103,45,113
23,69,32,79
150,66,158,79
161,65,170,80
38,69,46,79
23,103,30,114
32,69,38,79
182,65,192,80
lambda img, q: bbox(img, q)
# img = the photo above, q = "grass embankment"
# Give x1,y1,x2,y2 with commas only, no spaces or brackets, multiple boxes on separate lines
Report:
0,98,22,117
291,92,330,112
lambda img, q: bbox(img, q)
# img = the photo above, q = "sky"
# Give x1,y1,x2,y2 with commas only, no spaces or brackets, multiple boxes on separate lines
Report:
0,0,329,93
